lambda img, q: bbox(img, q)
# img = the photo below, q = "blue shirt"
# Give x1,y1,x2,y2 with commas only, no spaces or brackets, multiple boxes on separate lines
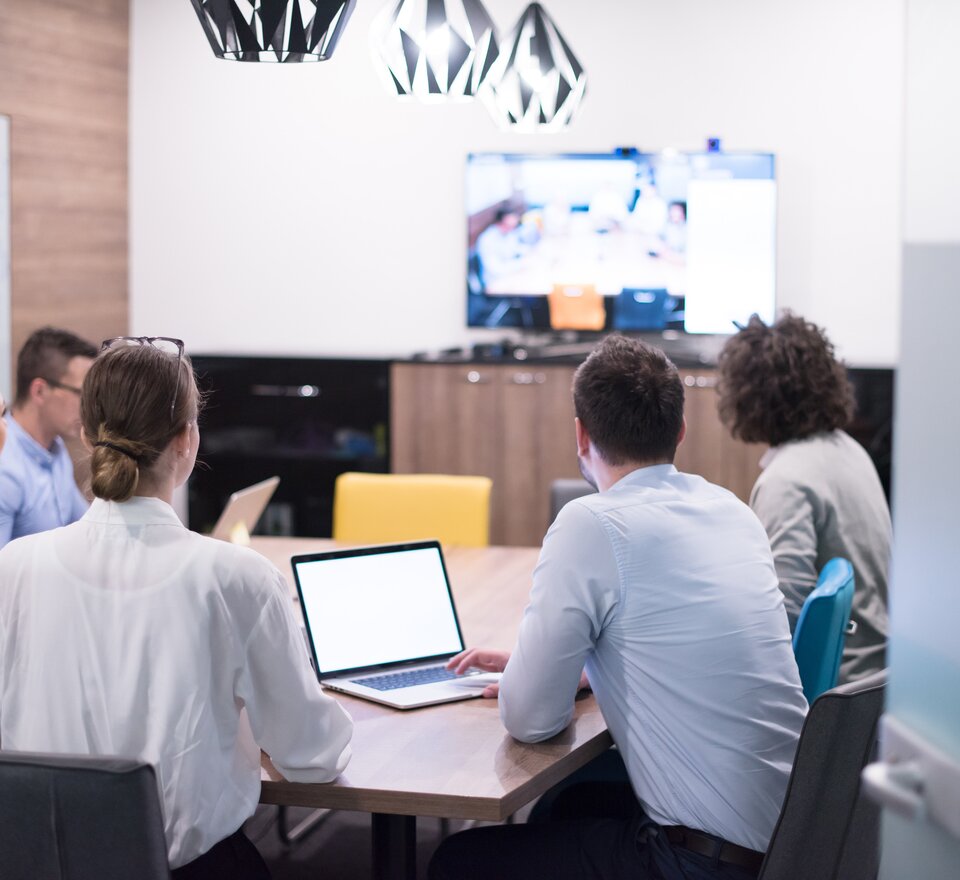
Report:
498,464,808,851
0,415,89,548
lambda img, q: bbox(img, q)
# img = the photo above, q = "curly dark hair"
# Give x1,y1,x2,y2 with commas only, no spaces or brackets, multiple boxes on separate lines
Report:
573,335,684,465
716,313,854,447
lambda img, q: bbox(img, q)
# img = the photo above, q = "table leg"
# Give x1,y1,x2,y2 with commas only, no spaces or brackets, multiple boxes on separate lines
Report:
372,813,417,880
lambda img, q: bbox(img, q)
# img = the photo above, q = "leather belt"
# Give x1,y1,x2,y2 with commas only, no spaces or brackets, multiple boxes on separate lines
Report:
661,825,765,875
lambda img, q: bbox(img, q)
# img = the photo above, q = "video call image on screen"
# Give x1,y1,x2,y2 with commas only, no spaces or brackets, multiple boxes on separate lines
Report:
297,547,464,675
466,152,776,334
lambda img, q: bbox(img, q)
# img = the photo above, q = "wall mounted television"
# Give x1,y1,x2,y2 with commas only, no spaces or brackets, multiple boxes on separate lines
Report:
466,151,776,334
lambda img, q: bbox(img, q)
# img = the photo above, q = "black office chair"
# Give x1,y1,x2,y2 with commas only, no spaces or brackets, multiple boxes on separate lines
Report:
759,669,887,880
549,478,596,523
0,750,171,880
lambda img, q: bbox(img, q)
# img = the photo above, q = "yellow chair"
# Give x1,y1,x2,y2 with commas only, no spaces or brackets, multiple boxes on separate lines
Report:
548,283,606,331
332,473,492,547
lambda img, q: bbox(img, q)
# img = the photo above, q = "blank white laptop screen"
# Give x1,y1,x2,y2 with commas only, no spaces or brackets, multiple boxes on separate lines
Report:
295,544,464,675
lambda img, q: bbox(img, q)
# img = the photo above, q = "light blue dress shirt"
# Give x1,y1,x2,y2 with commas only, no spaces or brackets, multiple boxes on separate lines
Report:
498,464,808,852
0,414,89,548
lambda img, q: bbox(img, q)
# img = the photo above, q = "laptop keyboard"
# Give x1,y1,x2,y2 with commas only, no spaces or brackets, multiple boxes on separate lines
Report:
352,665,458,692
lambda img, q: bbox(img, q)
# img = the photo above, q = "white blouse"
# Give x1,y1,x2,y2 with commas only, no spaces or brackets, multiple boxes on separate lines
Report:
0,496,353,868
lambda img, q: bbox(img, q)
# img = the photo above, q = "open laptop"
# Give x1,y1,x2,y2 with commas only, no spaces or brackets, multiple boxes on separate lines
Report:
292,541,490,709
210,476,280,544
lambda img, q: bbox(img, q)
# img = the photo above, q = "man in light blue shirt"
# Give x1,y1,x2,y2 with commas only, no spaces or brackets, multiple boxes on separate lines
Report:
0,327,96,548
433,336,807,880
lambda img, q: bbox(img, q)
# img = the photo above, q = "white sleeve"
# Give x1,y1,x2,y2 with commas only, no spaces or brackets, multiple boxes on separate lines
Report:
498,502,621,743
236,569,353,782
750,475,820,631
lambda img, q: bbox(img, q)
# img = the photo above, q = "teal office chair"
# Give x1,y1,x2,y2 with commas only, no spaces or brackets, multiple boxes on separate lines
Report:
792,558,856,703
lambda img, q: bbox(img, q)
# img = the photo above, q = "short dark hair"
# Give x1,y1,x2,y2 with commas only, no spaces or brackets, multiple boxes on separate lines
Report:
716,313,854,447
15,327,97,404
573,335,685,465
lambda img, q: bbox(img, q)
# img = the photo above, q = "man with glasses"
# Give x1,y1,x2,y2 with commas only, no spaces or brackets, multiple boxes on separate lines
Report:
0,327,97,548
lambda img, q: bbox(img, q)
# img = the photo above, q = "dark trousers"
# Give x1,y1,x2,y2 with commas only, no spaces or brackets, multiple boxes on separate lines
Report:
171,828,270,880
429,780,758,880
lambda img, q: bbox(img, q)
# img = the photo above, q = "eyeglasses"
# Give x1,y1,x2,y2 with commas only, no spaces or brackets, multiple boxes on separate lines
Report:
100,336,185,420
43,377,83,396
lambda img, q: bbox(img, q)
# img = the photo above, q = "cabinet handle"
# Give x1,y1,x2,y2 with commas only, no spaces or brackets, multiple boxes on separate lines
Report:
250,384,321,398
511,372,547,385
464,371,491,384
683,375,717,389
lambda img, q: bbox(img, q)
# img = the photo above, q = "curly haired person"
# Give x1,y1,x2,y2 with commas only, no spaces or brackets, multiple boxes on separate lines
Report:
717,314,891,681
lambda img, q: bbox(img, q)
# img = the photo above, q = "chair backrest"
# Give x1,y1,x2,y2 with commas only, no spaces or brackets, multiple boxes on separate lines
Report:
332,472,492,547
612,287,671,331
0,751,170,880
792,557,856,703
759,670,887,880
549,478,596,523
548,283,606,331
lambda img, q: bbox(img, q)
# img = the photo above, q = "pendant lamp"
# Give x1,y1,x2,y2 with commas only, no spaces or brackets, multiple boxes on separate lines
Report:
373,0,499,99
190,0,356,62
483,3,586,131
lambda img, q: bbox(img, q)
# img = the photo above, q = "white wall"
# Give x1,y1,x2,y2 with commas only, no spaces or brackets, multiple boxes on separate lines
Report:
130,0,904,365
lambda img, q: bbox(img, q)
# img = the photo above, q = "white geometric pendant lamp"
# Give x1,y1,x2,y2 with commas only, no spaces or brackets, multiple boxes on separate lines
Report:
483,2,586,131
190,0,357,62
373,0,500,99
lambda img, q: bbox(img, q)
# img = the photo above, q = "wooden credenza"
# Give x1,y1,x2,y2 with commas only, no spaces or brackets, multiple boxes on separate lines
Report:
391,362,766,547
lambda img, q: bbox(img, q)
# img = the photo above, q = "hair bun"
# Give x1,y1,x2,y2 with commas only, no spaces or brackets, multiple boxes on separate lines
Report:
93,440,141,463
90,431,150,503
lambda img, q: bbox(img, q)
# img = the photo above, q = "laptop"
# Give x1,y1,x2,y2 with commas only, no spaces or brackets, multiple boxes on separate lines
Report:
292,541,490,709
210,476,280,544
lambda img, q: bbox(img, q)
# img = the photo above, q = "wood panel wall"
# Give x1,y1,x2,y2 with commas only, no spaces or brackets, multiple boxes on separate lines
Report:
0,0,129,366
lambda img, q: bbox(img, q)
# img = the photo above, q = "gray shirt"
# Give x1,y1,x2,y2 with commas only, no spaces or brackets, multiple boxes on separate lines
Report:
750,430,891,682
499,465,807,852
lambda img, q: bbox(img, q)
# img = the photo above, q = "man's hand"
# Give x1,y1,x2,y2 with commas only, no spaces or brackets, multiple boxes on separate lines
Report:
446,648,510,699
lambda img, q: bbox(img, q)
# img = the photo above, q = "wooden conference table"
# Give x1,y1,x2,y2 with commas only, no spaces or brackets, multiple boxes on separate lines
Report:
250,537,613,880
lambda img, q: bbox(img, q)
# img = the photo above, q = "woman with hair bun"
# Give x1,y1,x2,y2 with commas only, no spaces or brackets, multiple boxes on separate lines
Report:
0,337,353,878
717,313,891,683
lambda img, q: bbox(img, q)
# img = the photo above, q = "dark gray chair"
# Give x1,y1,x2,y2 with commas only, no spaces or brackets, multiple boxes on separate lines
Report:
759,669,887,880
0,751,171,880
549,478,596,523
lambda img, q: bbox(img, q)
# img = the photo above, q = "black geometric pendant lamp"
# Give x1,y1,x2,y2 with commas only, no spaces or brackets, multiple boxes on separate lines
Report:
483,2,586,131
189,0,356,62
374,0,500,100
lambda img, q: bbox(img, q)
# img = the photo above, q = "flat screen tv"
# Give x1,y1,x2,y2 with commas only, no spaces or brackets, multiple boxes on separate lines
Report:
466,151,776,334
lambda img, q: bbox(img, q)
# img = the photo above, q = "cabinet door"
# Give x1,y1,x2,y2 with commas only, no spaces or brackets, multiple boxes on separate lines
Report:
675,371,765,503
392,363,580,547
391,363,499,479
496,366,580,547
